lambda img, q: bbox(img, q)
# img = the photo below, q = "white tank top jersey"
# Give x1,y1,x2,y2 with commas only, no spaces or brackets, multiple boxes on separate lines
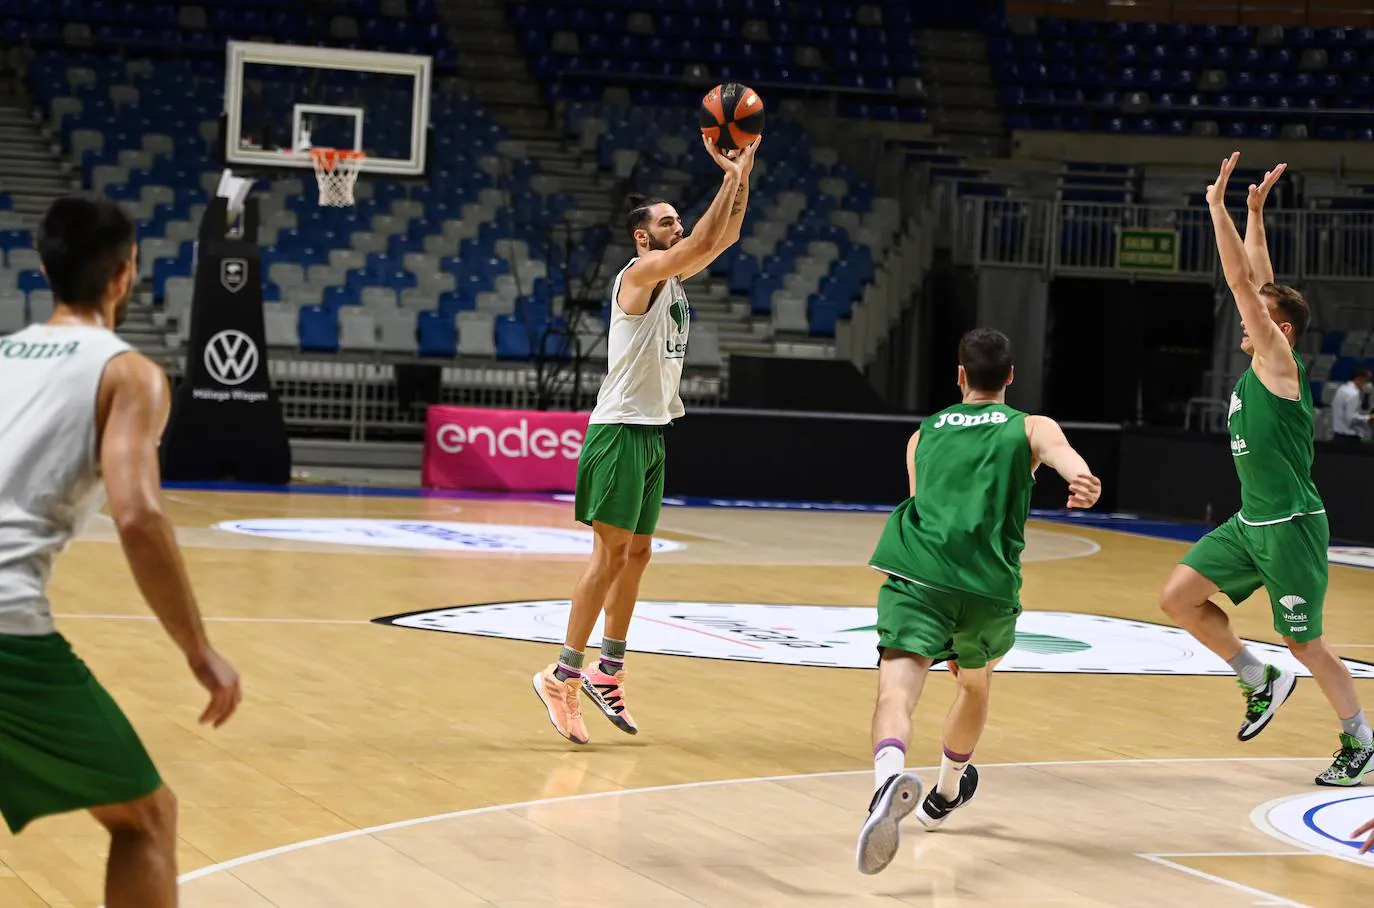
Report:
0,324,134,636
589,257,690,426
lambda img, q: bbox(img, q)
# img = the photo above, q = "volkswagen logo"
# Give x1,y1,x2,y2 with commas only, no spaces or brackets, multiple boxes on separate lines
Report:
204,329,259,386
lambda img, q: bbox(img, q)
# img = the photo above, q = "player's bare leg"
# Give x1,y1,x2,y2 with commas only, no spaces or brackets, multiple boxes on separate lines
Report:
89,786,178,908
582,533,653,734
857,649,930,874
533,521,634,744
918,660,995,829
1160,564,1297,741
1288,635,1374,785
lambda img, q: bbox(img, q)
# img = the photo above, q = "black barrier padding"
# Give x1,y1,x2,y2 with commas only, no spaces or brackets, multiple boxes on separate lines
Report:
663,409,1121,513
160,198,292,484
726,356,893,413
1119,427,1374,544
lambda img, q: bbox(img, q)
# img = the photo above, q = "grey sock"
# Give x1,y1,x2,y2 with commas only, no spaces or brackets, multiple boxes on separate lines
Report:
600,637,626,674
554,647,584,681
1342,711,1373,745
1228,648,1266,688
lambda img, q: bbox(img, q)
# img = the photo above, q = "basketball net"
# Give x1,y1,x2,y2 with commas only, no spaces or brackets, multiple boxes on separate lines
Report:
308,148,365,207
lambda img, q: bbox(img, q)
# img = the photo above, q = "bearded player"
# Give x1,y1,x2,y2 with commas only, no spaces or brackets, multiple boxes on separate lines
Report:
532,135,759,744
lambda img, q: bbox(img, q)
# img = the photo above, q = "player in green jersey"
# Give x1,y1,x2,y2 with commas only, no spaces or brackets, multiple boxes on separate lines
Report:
855,328,1102,875
1160,152,1372,786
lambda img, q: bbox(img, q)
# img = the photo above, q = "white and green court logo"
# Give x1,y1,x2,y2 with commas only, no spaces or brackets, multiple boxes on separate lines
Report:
373,601,1374,677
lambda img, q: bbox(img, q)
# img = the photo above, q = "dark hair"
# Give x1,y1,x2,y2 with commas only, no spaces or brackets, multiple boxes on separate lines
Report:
1260,282,1310,342
36,195,136,306
958,327,1014,392
625,193,668,244
1355,365,1372,382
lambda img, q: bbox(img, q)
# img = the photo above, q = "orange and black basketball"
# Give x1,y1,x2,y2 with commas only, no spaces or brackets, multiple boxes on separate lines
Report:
698,82,764,154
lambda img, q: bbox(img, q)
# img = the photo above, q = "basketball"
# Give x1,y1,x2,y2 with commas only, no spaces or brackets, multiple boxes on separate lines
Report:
697,82,765,154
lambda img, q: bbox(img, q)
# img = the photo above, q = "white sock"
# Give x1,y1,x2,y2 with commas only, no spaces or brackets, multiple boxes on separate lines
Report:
936,748,970,800
873,739,906,791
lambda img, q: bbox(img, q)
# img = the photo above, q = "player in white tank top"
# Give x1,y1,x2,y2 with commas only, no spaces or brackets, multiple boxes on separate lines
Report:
0,195,240,905
588,260,689,425
532,136,761,745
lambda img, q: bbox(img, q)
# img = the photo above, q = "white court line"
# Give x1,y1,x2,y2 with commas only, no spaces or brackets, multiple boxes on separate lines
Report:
173,756,1327,890
1149,851,1311,858
1136,854,1311,907
60,614,368,625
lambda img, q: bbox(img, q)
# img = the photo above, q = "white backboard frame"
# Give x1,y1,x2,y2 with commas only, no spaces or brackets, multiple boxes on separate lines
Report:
224,40,431,177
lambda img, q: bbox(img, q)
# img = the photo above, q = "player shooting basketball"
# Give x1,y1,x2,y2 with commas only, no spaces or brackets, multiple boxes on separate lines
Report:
531,134,759,745
1159,153,1373,787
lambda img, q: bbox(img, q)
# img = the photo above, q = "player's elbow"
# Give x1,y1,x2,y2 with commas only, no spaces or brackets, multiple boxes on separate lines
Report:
111,499,166,539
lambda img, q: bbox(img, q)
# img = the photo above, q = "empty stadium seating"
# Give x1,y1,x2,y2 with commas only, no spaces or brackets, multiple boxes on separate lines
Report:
561,101,902,344
12,46,602,360
992,18,1374,140
510,0,930,122
0,0,908,365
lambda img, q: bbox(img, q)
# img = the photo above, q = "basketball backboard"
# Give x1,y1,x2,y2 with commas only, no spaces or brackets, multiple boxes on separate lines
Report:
223,41,432,177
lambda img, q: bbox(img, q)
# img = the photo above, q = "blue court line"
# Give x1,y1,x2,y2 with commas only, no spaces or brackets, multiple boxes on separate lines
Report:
166,480,1220,544
1302,793,1374,850
162,480,553,503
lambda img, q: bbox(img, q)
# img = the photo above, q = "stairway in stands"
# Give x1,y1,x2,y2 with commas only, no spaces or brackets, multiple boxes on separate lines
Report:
915,30,1007,158
0,61,76,226
434,0,766,356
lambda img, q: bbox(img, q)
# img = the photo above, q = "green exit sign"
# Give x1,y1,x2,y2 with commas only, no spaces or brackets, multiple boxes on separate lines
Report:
1116,228,1179,272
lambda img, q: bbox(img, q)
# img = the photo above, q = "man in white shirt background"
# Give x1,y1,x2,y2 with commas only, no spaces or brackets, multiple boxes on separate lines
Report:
1331,365,1373,443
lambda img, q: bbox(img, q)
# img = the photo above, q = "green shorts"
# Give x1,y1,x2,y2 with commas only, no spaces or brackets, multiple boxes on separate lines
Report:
1180,512,1329,643
0,633,162,834
875,574,1022,670
574,422,667,536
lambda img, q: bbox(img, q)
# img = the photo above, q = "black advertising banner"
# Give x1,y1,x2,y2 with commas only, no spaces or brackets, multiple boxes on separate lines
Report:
160,197,291,483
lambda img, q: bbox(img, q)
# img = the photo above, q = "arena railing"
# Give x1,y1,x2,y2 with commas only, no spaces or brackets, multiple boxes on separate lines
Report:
150,353,724,442
953,195,1374,283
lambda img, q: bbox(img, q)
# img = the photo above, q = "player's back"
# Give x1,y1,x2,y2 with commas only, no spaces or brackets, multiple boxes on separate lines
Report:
1228,350,1324,524
870,402,1032,603
0,323,133,635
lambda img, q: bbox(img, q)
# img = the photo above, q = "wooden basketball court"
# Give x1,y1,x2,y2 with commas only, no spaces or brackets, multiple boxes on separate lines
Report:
1,488,1371,907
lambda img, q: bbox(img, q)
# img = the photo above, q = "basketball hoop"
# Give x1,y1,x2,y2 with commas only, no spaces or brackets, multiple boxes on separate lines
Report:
307,148,365,207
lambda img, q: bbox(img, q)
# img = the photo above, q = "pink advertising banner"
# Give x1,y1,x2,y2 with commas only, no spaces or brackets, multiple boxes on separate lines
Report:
422,405,589,492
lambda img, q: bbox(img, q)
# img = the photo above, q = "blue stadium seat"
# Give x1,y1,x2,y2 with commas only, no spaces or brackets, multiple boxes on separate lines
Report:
417,310,456,357
494,315,531,360
298,306,339,353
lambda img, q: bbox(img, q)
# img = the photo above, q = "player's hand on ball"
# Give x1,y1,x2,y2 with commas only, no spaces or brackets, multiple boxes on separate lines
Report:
1354,817,1374,854
1067,473,1101,509
737,136,761,173
702,136,742,177
1206,151,1239,208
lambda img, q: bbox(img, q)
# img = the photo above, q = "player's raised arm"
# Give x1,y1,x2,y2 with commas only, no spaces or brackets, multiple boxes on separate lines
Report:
1244,162,1285,288
679,140,760,283
621,138,742,292
98,352,242,728
1209,153,1290,366
1026,415,1101,509
719,138,759,248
